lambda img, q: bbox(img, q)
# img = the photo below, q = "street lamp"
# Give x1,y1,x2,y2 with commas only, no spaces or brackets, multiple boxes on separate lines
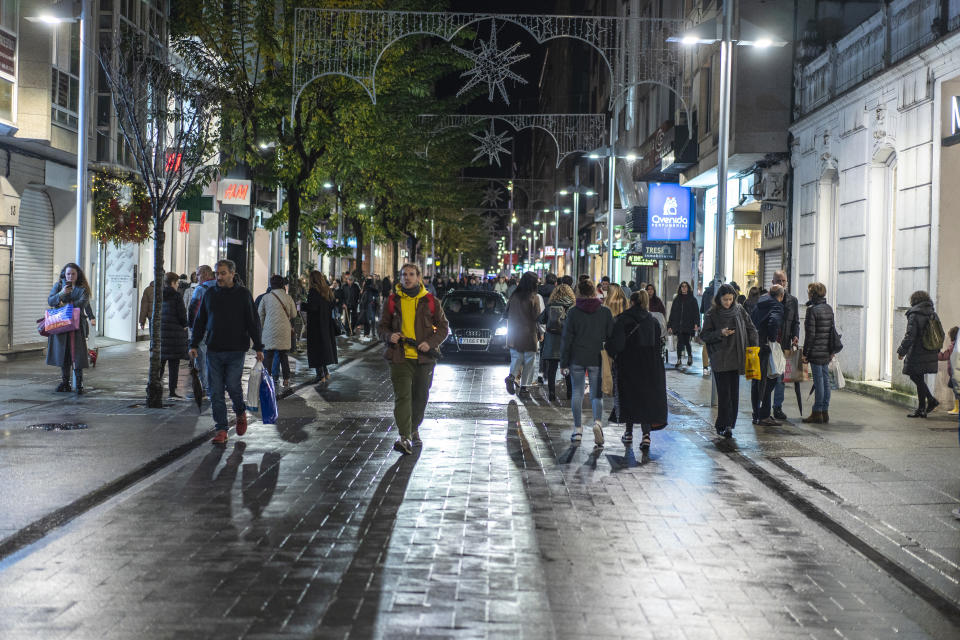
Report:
29,3,88,269
585,145,641,286
669,9,787,296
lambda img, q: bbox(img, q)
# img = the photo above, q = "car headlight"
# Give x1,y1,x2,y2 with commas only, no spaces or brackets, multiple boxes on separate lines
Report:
495,326,508,336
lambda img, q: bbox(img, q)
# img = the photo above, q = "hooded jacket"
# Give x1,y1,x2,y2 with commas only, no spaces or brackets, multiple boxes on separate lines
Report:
505,290,541,353
190,283,263,353
898,300,939,376
378,283,449,365
750,294,784,346
667,292,700,334
159,285,189,361
559,298,614,369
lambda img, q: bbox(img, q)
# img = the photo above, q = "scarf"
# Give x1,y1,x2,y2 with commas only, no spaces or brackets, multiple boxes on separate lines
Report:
400,284,421,297
576,298,601,313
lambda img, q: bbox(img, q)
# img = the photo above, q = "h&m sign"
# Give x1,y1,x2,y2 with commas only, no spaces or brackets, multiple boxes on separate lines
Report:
217,179,252,206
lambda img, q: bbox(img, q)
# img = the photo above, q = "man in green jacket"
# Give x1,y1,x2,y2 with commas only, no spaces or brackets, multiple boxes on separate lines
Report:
379,264,449,454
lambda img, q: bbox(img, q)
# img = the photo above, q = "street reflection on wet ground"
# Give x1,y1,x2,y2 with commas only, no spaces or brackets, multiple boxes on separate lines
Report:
0,353,954,639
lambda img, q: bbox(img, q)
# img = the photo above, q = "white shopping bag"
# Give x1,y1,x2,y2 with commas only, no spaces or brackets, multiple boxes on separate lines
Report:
768,341,786,377
828,356,845,389
246,361,263,413
666,334,677,352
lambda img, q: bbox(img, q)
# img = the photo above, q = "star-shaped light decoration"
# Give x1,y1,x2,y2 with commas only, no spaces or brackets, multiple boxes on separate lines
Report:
453,19,529,105
471,121,512,167
481,184,504,208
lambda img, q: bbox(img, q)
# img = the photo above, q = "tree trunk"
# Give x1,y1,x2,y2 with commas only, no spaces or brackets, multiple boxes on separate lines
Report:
392,239,399,279
353,218,364,279
146,225,166,408
286,183,301,279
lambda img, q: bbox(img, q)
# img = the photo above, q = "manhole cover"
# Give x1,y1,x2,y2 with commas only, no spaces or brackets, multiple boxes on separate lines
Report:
29,423,88,431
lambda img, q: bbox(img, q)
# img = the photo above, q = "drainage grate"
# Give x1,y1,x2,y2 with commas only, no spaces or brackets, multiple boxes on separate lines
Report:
29,423,89,431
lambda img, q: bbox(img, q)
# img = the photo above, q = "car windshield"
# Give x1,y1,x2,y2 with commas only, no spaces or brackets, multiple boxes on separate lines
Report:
443,294,505,315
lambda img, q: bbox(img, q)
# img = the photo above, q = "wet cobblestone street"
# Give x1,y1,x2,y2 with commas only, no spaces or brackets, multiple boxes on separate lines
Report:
1,351,958,638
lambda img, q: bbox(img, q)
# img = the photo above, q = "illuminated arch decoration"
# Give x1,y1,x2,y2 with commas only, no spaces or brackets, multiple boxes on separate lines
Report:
292,9,689,114
419,114,607,168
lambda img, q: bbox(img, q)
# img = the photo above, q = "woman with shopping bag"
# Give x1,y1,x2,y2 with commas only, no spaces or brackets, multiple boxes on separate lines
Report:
699,284,758,438
801,282,837,424
46,263,92,394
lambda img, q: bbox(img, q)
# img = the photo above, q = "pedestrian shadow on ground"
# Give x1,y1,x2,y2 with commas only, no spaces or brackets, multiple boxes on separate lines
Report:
315,447,422,635
505,400,541,470
273,392,312,443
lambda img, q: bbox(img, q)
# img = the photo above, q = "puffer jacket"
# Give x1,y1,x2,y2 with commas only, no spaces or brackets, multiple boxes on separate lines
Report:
802,297,835,365
159,285,188,361
667,293,700,334
898,300,940,375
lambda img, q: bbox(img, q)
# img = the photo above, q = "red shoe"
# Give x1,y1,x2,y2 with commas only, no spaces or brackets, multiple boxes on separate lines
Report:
236,411,248,436
212,431,228,444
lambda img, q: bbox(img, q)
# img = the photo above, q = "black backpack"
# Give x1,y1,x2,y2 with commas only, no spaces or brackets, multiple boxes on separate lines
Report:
546,304,567,334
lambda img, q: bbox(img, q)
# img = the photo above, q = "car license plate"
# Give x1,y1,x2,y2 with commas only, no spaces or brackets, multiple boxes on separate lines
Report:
460,337,488,345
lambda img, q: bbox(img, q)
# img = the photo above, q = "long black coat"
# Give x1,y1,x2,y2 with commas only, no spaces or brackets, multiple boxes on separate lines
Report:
45,281,90,369
898,300,939,375
159,286,189,361
802,297,834,365
667,293,699,334
305,289,338,368
605,305,667,426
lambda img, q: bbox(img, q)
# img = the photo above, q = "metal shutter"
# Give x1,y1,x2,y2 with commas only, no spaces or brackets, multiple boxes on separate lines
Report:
12,189,55,345
762,249,782,289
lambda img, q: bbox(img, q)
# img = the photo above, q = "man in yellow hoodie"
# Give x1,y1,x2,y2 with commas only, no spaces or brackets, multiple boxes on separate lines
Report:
379,264,449,454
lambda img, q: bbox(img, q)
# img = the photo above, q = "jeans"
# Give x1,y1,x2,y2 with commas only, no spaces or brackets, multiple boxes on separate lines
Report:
810,363,831,412
909,373,936,410
714,369,740,430
773,374,785,408
569,364,603,429
544,359,559,397
750,346,774,419
263,350,290,382
509,349,537,387
390,360,436,439
206,350,246,432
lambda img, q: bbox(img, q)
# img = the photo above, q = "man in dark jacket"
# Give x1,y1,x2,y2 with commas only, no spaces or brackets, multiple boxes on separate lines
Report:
189,259,264,444
538,273,557,300
749,285,785,426
340,273,362,337
771,271,800,420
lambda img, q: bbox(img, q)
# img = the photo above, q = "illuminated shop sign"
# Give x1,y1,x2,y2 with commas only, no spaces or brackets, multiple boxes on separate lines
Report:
646,182,692,241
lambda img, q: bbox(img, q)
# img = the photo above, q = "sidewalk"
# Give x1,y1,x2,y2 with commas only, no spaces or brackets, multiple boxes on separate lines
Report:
663,350,960,607
0,335,377,552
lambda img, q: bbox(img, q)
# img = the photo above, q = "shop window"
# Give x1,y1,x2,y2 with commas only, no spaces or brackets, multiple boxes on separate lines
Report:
0,77,12,122
51,22,80,131
0,0,15,33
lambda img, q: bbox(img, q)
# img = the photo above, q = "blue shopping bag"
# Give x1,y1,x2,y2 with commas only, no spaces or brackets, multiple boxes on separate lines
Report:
259,369,278,425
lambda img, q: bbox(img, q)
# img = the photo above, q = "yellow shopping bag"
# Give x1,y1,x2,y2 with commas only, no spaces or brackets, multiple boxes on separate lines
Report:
744,346,761,380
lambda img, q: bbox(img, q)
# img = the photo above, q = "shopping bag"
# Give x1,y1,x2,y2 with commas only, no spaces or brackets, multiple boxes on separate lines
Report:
783,349,807,382
37,305,80,336
87,331,99,367
259,369,278,425
666,334,677,353
828,356,845,389
745,346,761,380
600,351,614,396
768,342,786,377
246,361,263,413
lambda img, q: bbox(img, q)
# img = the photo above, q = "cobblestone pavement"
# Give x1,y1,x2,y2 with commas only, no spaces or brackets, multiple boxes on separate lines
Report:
0,350,958,638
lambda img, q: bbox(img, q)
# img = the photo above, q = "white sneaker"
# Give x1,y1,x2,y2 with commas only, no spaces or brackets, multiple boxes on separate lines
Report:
952,508,960,521
593,420,604,446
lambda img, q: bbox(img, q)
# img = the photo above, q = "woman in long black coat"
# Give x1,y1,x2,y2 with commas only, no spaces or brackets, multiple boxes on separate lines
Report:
47,262,92,393
667,281,700,367
898,290,942,418
305,270,339,383
159,271,189,398
605,289,668,451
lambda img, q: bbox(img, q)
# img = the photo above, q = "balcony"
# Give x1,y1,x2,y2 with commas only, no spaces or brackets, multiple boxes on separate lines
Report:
796,0,953,117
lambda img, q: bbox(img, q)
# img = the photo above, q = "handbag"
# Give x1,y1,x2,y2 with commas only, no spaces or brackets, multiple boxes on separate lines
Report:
600,350,614,395
87,330,99,368
37,304,81,336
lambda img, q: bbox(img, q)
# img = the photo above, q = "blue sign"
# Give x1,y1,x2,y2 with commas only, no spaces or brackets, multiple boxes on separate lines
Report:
647,183,692,241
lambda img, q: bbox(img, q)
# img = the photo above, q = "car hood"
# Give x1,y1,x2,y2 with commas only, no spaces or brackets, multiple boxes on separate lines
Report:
446,314,505,330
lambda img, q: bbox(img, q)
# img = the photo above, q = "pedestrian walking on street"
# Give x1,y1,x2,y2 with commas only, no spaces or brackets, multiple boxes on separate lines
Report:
188,259,264,445
380,264,449,454
606,289,667,450
699,280,716,376
188,265,216,388
645,284,666,315
700,284,758,438
159,271,189,399
749,285,785,426
667,281,700,367
504,272,543,397
47,263,93,394
771,271,800,420
305,271,339,384
560,279,615,446
898,290,944,418
801,282,837,424
258,275,298,389
340,274,361,337
539,283,575,402
139,280,155,330
359,278,380,340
